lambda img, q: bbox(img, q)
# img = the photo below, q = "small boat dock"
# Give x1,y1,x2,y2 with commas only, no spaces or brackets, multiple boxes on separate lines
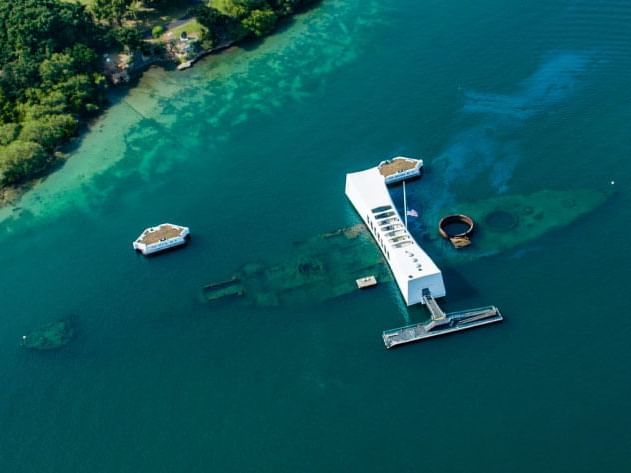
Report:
382,292,503,349
377,156,423,185
133,223,190,255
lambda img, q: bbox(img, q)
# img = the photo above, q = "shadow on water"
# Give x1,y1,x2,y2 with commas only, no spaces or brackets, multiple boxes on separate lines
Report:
439,266,480,301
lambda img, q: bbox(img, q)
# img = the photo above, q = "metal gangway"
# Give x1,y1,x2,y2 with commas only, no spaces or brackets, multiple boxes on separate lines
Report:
382,290,503,349
422,289,446,321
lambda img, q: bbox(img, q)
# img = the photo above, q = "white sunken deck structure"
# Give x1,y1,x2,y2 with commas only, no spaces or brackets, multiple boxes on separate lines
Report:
345,158,446,306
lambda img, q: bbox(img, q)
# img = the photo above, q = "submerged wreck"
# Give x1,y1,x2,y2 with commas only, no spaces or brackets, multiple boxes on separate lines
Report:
345,158,502,346
203,225,390,307
202,187,609,308
430,189,610,262
21,319,75,351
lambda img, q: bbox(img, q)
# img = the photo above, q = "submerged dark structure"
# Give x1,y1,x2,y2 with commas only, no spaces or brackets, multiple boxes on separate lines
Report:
431,189,610,262
203,225,390,307
202,188,609,310
21,319,75,351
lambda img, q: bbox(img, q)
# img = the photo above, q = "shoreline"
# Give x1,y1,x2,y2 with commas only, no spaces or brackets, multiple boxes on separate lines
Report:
0,158,70,210
0,0,372,225
0,38,238,211
0,2,321,211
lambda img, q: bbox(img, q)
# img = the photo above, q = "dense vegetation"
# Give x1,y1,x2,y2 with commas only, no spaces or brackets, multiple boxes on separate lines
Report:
0,0,318,191
0,1,108,186
193,0,319,46
0,0,165,188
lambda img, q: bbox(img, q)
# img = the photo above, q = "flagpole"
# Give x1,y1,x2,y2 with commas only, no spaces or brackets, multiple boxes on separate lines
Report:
403,179,408,229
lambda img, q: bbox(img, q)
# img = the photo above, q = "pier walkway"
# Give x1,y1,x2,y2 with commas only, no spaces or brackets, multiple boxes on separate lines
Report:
382,299,503,349
422,290,445,320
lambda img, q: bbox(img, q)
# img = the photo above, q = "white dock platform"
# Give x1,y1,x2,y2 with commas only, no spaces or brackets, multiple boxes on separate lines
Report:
382,305,503,349
133,223,190,255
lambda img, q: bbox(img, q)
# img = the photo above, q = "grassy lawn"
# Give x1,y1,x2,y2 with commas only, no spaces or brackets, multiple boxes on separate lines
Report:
62,0,198,35
164,18,207,40
62,0,208,47
130,2,200,35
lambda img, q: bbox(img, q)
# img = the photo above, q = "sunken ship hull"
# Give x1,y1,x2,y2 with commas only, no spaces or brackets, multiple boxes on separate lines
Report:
202,188,610,307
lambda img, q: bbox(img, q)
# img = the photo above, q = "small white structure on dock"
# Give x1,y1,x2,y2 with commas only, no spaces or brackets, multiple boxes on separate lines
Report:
133,223,190,255
356,275,378,289
345,157,445,306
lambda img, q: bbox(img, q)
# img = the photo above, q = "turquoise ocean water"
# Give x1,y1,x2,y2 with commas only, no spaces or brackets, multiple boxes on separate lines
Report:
2,0,631,471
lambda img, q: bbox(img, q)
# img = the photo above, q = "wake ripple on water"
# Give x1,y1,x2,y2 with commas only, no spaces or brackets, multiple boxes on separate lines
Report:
552,0,631,69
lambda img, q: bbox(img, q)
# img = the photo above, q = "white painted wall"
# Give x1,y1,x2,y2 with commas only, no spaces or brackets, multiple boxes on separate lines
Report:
345,167,446,306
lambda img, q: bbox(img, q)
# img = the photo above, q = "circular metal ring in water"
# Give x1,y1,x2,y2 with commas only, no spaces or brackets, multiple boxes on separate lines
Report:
438,214,475,239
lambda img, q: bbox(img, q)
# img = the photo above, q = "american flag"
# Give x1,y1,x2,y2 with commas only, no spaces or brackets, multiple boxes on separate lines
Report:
406,209,419,217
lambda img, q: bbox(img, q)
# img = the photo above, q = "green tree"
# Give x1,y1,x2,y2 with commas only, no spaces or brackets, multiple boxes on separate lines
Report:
0,0,101,65
193,5,244,44
0,0,108,189
0,141,49,186
0,123,19,146
53,74,102,115
92,0,134,26
214,0,272,18
0,56,41,103
18,114,77,151
113,27,144,52
0,87,15,123
20,90,68,120
152,25,165,38
213,0,249,18
39,53,76,89
241,9,278,37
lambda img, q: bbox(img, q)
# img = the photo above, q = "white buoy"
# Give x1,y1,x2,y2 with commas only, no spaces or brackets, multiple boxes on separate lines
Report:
611,180,615,185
